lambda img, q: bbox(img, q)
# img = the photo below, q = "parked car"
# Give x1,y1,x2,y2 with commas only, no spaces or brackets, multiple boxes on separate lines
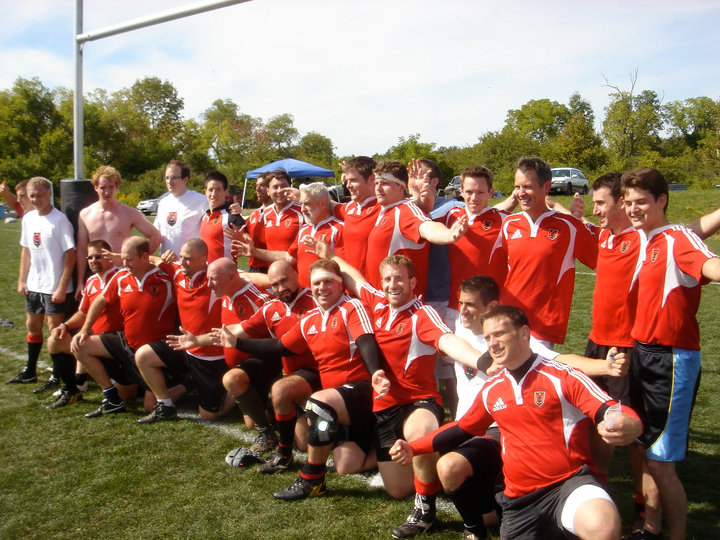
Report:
550,167,589,195
328,183,351,203
668,183,687,191
442,175,504,200
137,193,169,215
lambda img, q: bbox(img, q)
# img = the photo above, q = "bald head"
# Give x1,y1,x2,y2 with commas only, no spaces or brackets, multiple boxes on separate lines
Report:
121,236,151,277
123,236,150,257
179,238,209,276
207,257,243,297
183,237,208,257
267,260,300,303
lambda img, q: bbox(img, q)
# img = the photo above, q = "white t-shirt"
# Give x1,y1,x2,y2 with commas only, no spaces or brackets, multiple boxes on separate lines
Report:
154,190,208,255
451,311,558,420
20,208,75,294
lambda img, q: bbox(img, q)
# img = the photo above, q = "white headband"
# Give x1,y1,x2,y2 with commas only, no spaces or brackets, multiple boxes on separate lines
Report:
310,269,343,283
375,172,406,187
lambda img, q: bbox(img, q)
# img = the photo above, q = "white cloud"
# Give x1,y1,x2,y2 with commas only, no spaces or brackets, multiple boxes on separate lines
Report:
1,0,719,157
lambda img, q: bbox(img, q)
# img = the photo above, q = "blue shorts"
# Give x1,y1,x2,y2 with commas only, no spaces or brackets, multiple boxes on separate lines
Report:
630,342,701,462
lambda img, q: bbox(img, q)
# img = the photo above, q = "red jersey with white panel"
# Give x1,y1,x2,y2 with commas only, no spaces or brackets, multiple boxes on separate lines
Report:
366,200,429,297
291,217,345,287
262,202,304,252
457,356,612,498
500,211,598,344
200,204,246,263
632,225,716,350
360,284,450,411
245,205,268,270
221,283,272,368
280,295,374,389
102,267,177,350
446,206,509,310
240,287,318,375
588,226,644,348
158,262,223,360
78,268,123,334
334,196,379,276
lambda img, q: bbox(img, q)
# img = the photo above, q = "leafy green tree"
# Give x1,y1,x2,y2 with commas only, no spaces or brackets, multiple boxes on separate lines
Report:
296,131,336,169
265,113,299,158
505,99,571,144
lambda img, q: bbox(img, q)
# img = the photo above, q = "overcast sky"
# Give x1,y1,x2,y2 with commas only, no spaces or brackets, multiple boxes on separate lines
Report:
2,0,719,157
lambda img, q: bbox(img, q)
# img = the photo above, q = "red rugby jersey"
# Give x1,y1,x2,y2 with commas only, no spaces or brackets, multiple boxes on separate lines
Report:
102,267,176,350
500,211,598,344
334,196,379,276
79,268,123,334
632,225,715,350
221,283,272,367
200,204,245,263
445,206,509,310
240,287,317,375
262,202,303,253
291,217,344,287
366,200,429,297
245,206,268,270
360,284,450,411
280,295,374,389
588,226,643,348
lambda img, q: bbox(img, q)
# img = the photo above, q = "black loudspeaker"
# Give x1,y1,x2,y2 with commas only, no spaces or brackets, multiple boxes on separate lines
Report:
59,178,98,241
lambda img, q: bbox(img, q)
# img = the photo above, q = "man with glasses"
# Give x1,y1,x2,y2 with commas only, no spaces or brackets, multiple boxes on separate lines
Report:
154,160,208,255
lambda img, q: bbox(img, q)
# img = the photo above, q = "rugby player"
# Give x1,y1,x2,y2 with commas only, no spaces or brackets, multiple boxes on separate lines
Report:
200,171,245,263
71,236,177,418
260,169,303,253
391,305,642,540
244,172,272,273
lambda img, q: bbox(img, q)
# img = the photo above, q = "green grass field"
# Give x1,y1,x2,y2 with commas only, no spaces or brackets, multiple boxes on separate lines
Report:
1,192,719,539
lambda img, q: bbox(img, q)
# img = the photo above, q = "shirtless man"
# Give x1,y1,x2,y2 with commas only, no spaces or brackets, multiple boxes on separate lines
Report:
76,165,161,293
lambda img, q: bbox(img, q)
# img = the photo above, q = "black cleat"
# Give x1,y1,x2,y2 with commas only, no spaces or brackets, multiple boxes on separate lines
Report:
273,475,327,501
5,371,37,384
137,402,178,424
257,452,293,474
392,495,436,538
225,447,264,467
84,399,126,418
48,389,84,409
249,426,277,454
33,376,60,394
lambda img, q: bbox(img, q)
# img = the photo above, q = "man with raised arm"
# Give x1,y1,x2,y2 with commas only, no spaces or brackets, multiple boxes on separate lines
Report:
391,305,642,540
622,167,720,540
154,159,208,255
500,157,597,347
76,165,161,292
260,169,304,253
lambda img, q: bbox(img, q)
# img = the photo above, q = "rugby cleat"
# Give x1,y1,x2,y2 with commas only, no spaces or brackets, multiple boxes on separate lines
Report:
225,446,264,467
391,495,436,538
137,402,178,424
5,371,37,384
273,475,327,501
257,452,293,474
33,376,60,394
47,389,84,409
84,399,126,418
249,426,277,454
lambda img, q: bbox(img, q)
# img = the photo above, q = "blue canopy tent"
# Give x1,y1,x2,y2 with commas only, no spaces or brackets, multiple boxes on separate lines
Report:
242,158,336,206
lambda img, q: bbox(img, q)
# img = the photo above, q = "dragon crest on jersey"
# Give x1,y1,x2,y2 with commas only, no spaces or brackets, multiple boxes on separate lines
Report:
533,390,546,407
651,248,660,262
483,219,493,230
396,323,405,334
284,218,292,228
546,228,559,241
620,240,630,253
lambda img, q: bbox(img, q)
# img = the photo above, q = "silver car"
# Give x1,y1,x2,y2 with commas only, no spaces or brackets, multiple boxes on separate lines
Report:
550,167,589,195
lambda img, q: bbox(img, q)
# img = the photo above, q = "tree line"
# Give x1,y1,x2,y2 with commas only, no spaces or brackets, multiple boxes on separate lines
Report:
1,74,718,205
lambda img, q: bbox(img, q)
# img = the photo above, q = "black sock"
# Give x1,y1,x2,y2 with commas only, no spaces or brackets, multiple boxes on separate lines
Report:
26,341,42,375
76,372,88,386
300,460,326,480
446,476,491,537
276,411,297,455
50,352,77,392
234,387,269,429
102,385,122,404
415,493,437,516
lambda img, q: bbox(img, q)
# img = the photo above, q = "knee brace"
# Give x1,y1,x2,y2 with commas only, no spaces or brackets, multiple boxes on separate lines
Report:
305,397,339,446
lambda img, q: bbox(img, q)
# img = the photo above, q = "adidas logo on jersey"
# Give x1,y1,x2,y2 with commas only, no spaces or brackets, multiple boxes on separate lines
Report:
123,284,133,293
271,312,281,322
307,325,318,335
88,286,97,295
511,230,522,240
492,397,507,411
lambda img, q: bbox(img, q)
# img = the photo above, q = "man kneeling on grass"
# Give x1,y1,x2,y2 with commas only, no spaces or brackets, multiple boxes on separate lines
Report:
391,305,642,540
